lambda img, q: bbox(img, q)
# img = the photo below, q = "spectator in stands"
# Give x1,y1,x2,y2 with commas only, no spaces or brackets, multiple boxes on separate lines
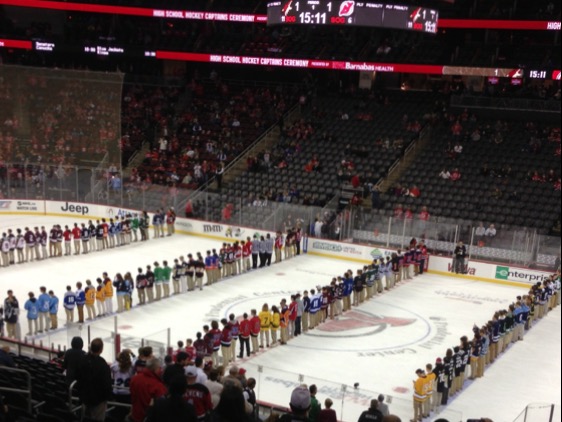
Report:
439,169,451,180
485,224,497,245
377,394,390,416
418,207,430,221
163,351,189,388
409,186,421,198
317,398,337,422
212,385,254,422
309,384,321,421
279,386,311,422
145,375,197,422
450,168,462,181
130,358,168,422
63,336,85,386
0,346,15,368
453,143,463,155
358,399,384,422
475,223,486,244
76,338,113,422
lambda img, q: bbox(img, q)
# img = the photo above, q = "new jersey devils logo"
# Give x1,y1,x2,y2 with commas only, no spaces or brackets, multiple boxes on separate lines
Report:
339,1,355,17
311,309,416,338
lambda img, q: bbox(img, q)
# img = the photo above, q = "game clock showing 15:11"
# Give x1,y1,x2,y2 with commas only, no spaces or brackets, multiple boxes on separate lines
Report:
267,1,439,33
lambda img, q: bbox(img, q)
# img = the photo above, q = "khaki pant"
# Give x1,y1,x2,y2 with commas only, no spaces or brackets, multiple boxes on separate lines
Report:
137,289,146,305
221,345,231,365
25,245,34,262
96,301,105,317
470,356,479,379
173,279,180,294
302,312,309,332
106,299,113,314
86,304,96,320
17,248,24,263
50,313,58,330
477,356,485,377
117,295,125,312
212,350,219,368
163,283,170,298
65,242,71,256
39,312,50,332
1,252,9,267
251,335,259,354
187,276,195,291
82,241,89,254
7,322,17,338
147,287,154,303
280,327,288,344
74,239,80,254
65,309,74,323
376,279,383,294
271,328,278,344
423,394,431,416
413,400,423,421
275,249,282,263
155,284,162,300
77,305,84,323
260,330,270,347
27,319,38,336
432,392,442,412
195,276,204,290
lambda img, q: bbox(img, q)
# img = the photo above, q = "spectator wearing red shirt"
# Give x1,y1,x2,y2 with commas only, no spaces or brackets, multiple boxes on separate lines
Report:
554,178,561,191
404,208,414,220
409,186,421,198
222,204,233,222
351,174,361,188
419,206,430,221
184,366,213,421
129,359,167,422
394,204,404,220
318,398,338,422
450,168,462,181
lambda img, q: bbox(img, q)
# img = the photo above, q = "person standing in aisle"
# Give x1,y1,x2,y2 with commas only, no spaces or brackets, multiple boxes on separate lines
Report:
48,290,59,330
37,286,51,333
24,292,39,336
3,290,19,339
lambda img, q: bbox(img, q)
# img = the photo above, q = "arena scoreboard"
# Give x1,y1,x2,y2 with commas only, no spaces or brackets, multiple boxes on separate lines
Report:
267,1,438,33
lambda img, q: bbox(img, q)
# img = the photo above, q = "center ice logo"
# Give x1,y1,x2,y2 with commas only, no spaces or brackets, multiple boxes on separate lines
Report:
314,310,416,338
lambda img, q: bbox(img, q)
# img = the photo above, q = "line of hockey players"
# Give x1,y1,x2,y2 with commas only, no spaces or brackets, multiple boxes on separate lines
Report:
0,229,305,339
0,208,176,267
409,271,561,422
163,246,429,372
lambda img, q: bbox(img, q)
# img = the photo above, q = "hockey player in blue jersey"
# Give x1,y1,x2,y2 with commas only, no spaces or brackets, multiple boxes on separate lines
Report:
37,286,51,333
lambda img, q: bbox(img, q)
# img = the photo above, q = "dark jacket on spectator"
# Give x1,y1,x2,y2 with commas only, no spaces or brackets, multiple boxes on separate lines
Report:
62,337,85,385
146,395,197,422
76,352,112,406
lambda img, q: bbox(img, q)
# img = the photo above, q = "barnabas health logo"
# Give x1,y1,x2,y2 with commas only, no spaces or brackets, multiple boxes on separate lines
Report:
496,266,510,280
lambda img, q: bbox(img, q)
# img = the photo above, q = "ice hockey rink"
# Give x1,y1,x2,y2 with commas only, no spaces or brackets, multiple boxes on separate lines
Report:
1,215,560,422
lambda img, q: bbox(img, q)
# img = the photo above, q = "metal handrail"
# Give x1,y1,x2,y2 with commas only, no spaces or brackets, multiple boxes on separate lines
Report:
0,366,33,413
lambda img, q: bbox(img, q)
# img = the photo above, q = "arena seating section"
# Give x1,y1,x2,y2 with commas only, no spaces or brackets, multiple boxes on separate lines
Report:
378,117,561,233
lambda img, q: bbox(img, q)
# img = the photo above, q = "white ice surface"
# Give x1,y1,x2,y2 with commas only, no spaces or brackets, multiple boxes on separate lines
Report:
1,216,560,422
